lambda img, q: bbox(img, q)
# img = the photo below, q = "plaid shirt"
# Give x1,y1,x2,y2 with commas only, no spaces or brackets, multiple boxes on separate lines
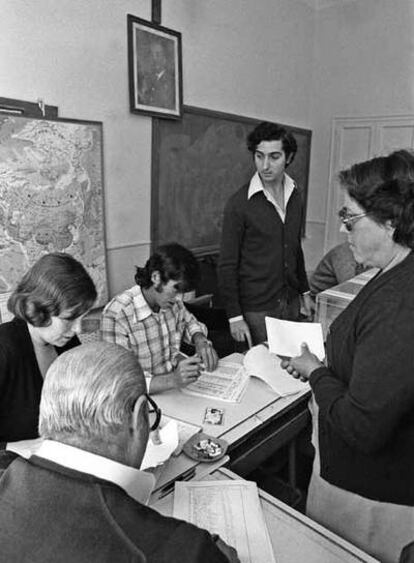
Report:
101,285,207,376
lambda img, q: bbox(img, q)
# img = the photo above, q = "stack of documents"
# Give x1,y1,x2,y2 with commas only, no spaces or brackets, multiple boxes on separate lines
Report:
183,355,249,403
173,480,275,563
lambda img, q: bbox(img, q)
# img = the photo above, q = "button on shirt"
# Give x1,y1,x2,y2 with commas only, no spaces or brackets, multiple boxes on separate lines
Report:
101,285,207,376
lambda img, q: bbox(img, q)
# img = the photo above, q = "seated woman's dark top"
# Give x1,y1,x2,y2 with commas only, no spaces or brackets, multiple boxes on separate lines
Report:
0,318,79,444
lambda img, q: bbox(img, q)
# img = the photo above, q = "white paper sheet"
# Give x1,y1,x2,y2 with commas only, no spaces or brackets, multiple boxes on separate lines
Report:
140,420,179,470
161,415,201,455
182,355,249,403
265,316,325,360
244,344,309,396
173,480,275,563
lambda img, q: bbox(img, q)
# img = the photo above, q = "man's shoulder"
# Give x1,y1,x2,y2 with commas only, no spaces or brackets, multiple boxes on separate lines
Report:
224,183,250,208
0,450,19,472
103,286,139,315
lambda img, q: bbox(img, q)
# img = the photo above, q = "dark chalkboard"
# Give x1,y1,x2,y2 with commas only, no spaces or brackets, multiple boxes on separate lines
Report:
151,105,312,254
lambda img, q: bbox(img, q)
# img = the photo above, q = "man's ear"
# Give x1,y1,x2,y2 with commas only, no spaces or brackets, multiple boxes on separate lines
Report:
130,395,147,437
151,270,162,288
384,219,396,237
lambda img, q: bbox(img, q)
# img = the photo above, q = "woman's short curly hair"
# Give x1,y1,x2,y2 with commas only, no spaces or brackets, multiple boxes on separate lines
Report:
7,252,97,327
338,149,414,249
134,242,199,292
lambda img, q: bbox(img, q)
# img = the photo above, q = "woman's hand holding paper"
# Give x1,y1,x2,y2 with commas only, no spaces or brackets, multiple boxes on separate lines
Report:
280,342,323,381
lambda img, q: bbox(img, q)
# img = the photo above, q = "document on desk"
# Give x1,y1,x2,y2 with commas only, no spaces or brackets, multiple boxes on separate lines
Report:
244,344,309,396
265,316,325,361
173,480,275,563
182,355,249,402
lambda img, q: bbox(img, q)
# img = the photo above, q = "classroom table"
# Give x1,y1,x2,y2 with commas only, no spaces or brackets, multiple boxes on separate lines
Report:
154,369,311,487
152,467,379,563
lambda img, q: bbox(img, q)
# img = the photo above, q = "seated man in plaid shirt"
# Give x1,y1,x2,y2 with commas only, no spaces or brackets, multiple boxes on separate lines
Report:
101,243,218,393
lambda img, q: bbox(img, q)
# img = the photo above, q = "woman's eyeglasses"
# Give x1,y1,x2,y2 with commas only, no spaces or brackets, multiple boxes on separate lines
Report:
145,393,162,432
338,207,367,232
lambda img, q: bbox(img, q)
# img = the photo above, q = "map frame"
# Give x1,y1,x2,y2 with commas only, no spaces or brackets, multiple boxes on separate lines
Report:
0,114,108,308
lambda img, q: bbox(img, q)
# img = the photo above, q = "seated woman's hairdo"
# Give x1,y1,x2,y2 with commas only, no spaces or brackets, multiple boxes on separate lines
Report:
134,242,199,292
247,121,298,165
8,252,97,327
338,149,414,249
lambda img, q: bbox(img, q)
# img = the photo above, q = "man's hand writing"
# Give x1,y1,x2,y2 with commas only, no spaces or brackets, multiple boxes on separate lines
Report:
172,356,202,388
194,339,218,372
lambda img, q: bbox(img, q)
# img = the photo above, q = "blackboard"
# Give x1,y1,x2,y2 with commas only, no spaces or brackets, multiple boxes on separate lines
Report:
151,105,312,254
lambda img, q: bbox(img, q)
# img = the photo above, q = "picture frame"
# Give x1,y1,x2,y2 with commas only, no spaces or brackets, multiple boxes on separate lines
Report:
127,14,183,119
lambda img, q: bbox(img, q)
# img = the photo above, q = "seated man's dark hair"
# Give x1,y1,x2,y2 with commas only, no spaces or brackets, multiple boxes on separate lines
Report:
247,121,298,165
8,252,97,327
134,242,199,292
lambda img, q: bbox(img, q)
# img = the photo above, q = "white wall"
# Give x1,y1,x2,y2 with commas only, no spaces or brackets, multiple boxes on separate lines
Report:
308,0,414,261
3,0,411,292
0,0,316,296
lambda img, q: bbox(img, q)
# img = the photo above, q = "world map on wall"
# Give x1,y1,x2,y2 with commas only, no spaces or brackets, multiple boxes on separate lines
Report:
0,115,108,307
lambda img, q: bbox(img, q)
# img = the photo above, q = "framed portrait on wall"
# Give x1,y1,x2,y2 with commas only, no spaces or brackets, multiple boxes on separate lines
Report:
127,14,183,119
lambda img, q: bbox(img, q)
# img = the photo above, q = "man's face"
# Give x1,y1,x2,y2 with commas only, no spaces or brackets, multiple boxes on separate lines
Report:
151,43,166,73
254,140,288,186
154,278,183,310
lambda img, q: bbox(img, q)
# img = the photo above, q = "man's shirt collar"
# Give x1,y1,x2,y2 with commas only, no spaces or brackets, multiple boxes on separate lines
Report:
36,440,155,505
247,171,296,200
247,172,296,222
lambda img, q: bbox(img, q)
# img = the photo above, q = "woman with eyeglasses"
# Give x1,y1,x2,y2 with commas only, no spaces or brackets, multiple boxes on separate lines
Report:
0,253,97,446
281,149,414,563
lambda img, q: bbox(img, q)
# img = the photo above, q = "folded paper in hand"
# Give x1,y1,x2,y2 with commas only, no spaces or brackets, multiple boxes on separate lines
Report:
244,344,309,396
265,317,325,360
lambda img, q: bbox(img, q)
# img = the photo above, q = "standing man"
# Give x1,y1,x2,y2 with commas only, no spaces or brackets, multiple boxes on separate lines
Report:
102,243,218,394
218,122,311,346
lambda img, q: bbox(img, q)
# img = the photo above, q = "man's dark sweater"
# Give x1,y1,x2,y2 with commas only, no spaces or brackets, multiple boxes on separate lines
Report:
0,451,228,563
218,182,308,318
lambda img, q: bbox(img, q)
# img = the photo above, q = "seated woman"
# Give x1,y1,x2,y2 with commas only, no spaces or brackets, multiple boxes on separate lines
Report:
0,253,97,445
282,150,414,563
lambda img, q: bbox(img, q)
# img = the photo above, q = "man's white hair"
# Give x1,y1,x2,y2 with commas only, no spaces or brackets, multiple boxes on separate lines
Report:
39,342,146,441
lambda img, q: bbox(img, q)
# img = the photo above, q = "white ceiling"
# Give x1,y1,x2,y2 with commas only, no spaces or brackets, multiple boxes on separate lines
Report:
298,0,358,10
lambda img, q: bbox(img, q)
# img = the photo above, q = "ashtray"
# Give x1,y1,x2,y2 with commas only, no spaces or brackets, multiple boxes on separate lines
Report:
182,432,228,463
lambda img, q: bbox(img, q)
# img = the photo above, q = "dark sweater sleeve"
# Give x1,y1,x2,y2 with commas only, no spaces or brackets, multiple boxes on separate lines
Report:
296,242,309,294
293,196,309,294
161,523,231,562
309,250,338,296
310,295,414,454
217,196,245,319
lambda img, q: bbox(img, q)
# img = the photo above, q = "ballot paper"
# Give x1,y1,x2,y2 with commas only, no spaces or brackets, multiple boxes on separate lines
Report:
173,480,275,563
140,419,179,470
265,316,325,360
161,415,202,456
244,344,309,396
182,355,249,403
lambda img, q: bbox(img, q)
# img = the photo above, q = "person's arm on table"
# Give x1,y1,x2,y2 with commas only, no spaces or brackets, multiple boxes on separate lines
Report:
180,302,219,372
148,355,203,394
192,332,218,371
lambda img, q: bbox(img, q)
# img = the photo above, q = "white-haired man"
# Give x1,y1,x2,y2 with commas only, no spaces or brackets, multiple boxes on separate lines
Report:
0,342,238,563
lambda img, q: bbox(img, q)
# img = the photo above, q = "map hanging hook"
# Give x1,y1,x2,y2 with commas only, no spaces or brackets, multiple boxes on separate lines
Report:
37,98,45,117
